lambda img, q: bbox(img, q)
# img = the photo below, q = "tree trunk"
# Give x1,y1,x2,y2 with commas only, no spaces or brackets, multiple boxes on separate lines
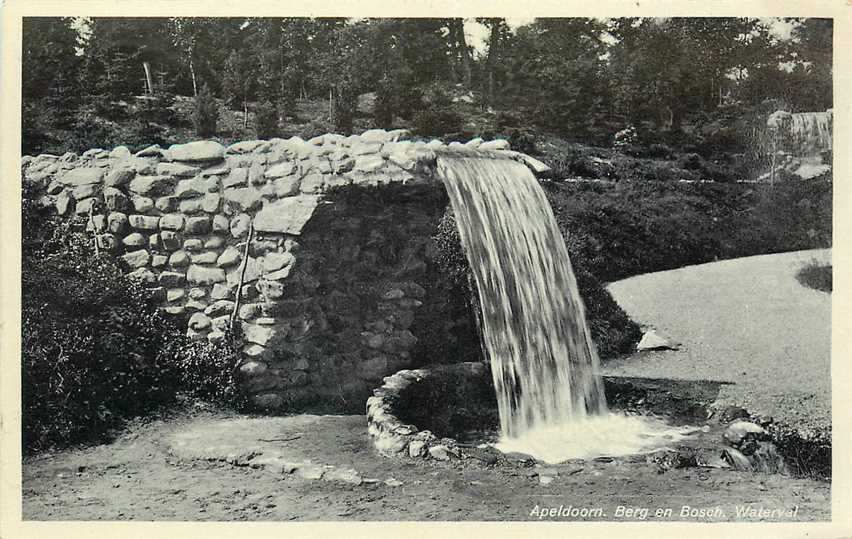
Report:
189,59,198,97
451,20,472,87
142,61,154,94
244,98,248,129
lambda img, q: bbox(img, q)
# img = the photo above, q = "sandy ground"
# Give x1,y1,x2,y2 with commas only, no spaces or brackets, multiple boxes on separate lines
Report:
22,410,830,522
603,249,831,433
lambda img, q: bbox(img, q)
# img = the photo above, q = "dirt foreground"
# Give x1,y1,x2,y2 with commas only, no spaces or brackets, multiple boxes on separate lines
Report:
22,410,830,522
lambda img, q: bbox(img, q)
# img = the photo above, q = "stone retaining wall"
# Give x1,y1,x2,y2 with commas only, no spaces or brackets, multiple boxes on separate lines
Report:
21,130,547,410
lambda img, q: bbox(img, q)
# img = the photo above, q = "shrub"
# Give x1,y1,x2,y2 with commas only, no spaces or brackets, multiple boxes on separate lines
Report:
413,84,463,137
254,100,280,140
192,83,218,138
331,84,358,135
22,188,184,452
171,329,247,407
413,108,463,138
373,75,396,128
22,185,251,452
796,261,832,293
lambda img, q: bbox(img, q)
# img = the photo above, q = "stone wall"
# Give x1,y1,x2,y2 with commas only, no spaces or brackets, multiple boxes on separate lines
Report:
20,130,547,410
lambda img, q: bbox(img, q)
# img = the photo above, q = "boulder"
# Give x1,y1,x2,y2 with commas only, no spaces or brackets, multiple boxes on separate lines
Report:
636,329,677,351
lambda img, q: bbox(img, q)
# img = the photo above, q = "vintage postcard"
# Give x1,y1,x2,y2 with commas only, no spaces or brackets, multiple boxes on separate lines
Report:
1,1,849,538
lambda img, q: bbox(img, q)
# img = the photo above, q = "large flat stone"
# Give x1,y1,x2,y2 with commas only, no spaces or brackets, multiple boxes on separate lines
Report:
60,168,105,187
253,195,320,235
166,140,225,162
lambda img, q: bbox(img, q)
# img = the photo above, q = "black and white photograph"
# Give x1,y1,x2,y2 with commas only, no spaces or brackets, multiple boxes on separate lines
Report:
1,1,849,535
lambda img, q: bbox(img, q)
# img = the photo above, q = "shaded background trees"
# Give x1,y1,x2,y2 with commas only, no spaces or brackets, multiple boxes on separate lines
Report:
21,16,832,155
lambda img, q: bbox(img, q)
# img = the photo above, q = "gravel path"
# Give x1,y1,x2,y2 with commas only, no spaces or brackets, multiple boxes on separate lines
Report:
603,249,831,433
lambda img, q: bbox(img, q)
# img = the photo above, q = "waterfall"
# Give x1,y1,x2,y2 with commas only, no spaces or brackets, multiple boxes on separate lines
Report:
437,155,607,437
788,111,833,155
437,153,696,463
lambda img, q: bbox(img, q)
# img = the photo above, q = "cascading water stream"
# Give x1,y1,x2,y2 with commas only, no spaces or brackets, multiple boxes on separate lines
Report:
437,153,696,463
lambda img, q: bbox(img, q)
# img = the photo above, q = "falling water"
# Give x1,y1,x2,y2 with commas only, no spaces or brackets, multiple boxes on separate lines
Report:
788,111,833,154
437,153,696,463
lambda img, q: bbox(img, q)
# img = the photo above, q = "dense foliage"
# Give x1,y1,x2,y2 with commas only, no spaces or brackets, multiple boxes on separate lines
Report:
22,187,244,452
545,178,832,283
22,17,832,155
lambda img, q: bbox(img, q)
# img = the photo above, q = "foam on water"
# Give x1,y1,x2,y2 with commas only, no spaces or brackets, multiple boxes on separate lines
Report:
493,413,699,464
437,152,694,463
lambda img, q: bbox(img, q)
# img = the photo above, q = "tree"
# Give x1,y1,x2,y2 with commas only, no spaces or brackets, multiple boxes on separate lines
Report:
193,83,218,137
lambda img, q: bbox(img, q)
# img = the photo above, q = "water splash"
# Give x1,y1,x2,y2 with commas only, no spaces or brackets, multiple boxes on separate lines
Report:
437,153,695,462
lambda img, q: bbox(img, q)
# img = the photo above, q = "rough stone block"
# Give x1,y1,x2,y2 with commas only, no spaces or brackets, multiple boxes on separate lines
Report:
223,168,249,188
159,213,184,231
202,193,221,213
160,230,181,250
60,167,105,187
155,196,179,213
104,167,135,187
230,213,252,238
188,312,212,331
74,197,99,216
169,250,190,268
179,198,205,214
262,251,295,273
224,187,262,212
217,246,242,267
187,264,227,285
167,288,186,302
212,214,230,234
158,271,186,287
184,216,211,235
129,214,160,230
183,238,204,251
127,267,156,285
122,232,146,247
152,254,168,268
190,250,219,264
165,140,225,162
131,195,154,213
253,195,319,235
157,162,200,177
121,249,151,268
129,175,174,197
103,187,129,211
72,183,101,201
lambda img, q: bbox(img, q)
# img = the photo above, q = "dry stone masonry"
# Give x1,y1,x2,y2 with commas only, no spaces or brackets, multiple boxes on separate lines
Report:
21,130,548,411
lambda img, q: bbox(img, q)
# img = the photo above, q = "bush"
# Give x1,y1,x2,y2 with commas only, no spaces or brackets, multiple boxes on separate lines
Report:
796,261,832,293
331,84,358,135
413,84,463,137
22,189,184,452
21,186,250,452
544,179,832,284
254,100,280,140
192,83,218,138
171,330,247,407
